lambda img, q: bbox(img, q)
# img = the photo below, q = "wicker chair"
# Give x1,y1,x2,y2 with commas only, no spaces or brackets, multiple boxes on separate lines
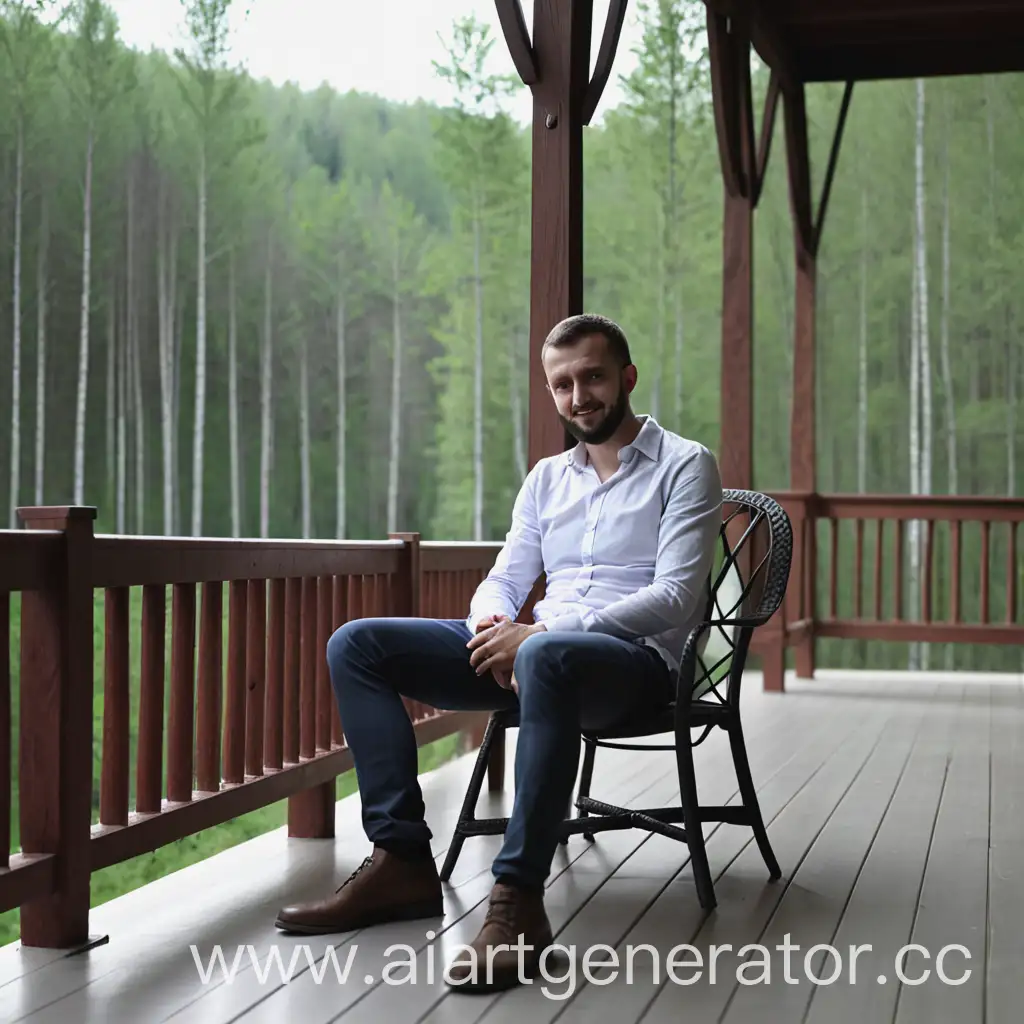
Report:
439,489,793,910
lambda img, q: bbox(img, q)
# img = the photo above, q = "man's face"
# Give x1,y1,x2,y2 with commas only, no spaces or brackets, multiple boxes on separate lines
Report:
542,333,633,445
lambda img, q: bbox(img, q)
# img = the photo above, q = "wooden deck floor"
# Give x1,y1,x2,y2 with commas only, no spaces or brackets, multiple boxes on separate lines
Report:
1,668,1021,1024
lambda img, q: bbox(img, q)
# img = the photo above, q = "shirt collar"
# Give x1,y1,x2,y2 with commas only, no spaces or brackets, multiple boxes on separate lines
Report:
566,415,664,470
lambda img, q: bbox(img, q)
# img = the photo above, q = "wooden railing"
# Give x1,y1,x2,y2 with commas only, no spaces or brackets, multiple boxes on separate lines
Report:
757,492,1024,687
0,506,501,949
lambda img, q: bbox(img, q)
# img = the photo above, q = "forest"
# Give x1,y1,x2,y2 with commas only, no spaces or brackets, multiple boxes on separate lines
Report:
1,0,1022,942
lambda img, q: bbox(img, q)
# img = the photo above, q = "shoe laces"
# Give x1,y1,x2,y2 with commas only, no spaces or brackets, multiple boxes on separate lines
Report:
484,885,523,932
336,855,373,894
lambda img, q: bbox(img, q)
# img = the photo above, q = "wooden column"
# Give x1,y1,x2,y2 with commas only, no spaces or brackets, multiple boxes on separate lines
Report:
17,506,99,948
497,0,628,467
707,11,778,494
707,10,785,690
783,80,853,678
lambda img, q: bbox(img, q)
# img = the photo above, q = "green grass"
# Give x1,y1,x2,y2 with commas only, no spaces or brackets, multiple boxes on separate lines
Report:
2,587,467,948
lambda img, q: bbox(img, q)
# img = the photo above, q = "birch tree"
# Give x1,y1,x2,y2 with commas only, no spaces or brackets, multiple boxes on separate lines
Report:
176,0,241,536
66,0,130,507
0,0,56,525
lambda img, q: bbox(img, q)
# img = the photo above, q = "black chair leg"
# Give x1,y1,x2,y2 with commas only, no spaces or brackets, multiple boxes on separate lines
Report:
676,733,716,910
439,713,499,882
728,720,781,879
577,739,596,842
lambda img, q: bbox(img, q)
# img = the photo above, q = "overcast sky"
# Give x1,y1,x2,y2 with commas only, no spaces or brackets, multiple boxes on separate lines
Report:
103,0,646,125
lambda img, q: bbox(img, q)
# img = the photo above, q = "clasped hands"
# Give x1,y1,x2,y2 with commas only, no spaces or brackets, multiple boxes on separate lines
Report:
467,613,547,694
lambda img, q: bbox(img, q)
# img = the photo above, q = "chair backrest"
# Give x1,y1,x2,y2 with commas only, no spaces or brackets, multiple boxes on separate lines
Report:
689,489,793,703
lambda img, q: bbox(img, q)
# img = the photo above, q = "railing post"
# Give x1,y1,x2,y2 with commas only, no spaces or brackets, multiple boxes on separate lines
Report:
16,506,98,949
794,497,817,678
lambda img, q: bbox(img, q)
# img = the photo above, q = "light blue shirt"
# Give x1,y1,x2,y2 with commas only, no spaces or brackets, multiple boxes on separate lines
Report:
467,415,723,677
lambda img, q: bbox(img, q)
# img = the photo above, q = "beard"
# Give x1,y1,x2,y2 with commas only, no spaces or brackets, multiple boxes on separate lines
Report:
560,384,629,445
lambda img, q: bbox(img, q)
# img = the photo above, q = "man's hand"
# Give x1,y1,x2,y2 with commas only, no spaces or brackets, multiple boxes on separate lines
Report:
467,619,547,679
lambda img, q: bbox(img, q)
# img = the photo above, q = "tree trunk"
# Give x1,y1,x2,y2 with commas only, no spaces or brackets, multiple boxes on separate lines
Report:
260,233,274,538
228,249,241,537
128,167,144,533
105,281,115,513
191,147,208,536
157,182,177,535
336,277,346,538
472,205,484,541
9,120,23,528
939,92,957,497
73,127,94,507
299,331,312,539
387,234,404,536
857,186,869,494
34,196,48,505
113,287,125,533
509,325,527,483
913,78,932,670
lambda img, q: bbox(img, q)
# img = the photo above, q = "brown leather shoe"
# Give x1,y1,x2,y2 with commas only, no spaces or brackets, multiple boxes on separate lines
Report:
445,882,554,992
274,847,443,934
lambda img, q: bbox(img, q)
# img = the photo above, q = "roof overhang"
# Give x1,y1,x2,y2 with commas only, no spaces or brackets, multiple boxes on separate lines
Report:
706,0,1024,83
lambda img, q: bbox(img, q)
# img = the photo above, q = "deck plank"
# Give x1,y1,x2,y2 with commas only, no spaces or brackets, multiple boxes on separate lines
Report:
892,679,992,1024
985,677,1024,1024
800,682,965,1024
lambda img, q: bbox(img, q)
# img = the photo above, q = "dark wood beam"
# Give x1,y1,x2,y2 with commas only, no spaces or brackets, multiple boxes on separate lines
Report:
813,80,854,251
523,0,594,465
798,37,1024,81
582,0,629,125
707,9,780,503
494,0,538,86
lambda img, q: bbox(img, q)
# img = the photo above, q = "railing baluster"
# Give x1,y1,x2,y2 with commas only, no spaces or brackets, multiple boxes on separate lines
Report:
981,520,991,623
137,585,166,814
950,520,962,623
195,581,223,792
245,579,267,778
348,573,361,622
167,583,197,803
1,591,9,867
330,575,346,748
316,575,332,752
854,519,864,619
300,576,317,759
1008,522,1018,625
265,579,285,771
829,518,838,619
223,580,248,785
873,519,884,619
283,578,301,764
101,587,130,825
893,520,904,621
922,519,934,623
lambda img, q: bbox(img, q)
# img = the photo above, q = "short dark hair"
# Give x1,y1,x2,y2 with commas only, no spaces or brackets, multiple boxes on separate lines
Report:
542,314,632,368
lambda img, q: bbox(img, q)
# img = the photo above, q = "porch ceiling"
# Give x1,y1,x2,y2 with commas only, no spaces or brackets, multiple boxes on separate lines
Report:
710,0,1024,82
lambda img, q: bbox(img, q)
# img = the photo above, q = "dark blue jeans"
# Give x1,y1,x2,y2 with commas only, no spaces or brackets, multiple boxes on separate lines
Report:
326,617,672,890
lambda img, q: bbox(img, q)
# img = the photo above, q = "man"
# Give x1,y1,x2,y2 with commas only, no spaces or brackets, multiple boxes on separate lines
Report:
274,313,722,992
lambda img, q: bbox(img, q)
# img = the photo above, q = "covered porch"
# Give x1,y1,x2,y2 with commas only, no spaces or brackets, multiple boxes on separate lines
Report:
2,0,1024,1021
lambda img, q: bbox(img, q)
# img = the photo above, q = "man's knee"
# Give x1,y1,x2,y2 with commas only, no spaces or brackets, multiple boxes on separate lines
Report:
326,618,382,678
513,630,569,682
